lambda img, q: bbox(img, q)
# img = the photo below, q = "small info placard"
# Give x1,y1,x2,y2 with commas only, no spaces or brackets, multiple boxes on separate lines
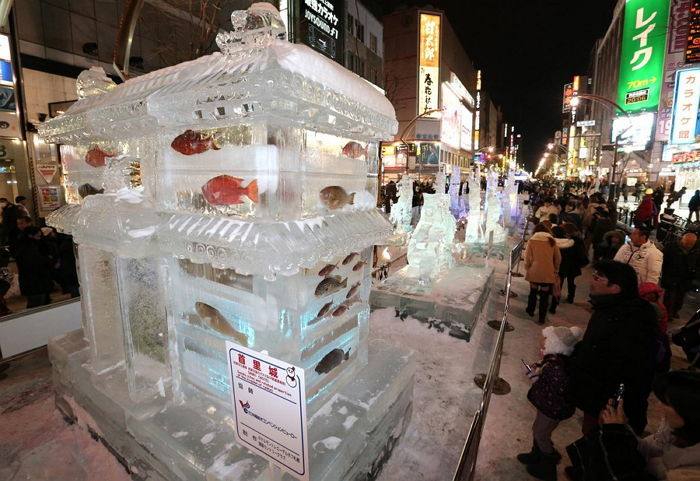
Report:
226,342,309,481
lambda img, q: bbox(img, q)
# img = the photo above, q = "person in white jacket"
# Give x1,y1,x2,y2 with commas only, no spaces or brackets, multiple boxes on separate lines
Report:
614,227,663,285
535,198,560,222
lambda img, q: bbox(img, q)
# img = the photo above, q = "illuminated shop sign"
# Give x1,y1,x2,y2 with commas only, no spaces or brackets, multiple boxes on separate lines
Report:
449,72,474,107
612,112,656,150
672,149,700,163
300,0,342,60
440,84,460,149
562,83,575,113
687,0,700,63
617,0,670,112
418,13,441,117
670,68,700,144
460,104,473,151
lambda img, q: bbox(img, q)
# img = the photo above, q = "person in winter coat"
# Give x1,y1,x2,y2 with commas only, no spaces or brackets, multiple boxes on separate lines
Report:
565,370,700,481
550,225,588,313
567,260,660,436
525,223,562,324
661,233,699,319
560,202,583,229
614,227,664,285
14,226,54,308
592,208,616,261
639,282,669,334
688,190,700,223
534,198,559,223
667,186,688,209
636,193,658,230
601,230,626,260
518,326,584,481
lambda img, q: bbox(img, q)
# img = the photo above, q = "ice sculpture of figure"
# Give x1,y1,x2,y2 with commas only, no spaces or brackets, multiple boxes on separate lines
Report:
390,174,413,234
448,166,465,219
39,4,414,481
406,193,456,283
435,170,447,194
485,168,506,242
465,172,482,242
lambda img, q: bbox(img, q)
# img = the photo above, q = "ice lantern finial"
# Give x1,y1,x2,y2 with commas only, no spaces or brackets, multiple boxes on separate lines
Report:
76,66,116,99
216,3,287,56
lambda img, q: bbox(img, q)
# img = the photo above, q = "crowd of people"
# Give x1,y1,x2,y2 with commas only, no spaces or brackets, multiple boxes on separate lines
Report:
0,196,79,313
517,181,700,481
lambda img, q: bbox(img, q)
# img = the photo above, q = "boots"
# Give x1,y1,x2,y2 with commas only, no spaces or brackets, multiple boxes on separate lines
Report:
567,284,576,304
526,288,537,317
549,296,558,314
526,451,560,481
538,291,550,324
516,443,541,465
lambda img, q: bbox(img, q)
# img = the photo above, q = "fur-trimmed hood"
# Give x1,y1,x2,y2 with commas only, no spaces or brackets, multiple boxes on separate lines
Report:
555,238,574,249
530,231,555,242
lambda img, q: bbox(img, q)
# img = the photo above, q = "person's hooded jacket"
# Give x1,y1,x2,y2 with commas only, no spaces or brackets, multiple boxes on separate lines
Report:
525,231,562,284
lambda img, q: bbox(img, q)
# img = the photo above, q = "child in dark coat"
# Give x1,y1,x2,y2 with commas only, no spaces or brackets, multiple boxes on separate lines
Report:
518,325,583,481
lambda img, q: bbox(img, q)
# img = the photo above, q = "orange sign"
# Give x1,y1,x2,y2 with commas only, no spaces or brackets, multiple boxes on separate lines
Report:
419,14,440,67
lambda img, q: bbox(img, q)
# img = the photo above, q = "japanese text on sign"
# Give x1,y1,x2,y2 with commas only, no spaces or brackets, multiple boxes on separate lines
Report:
671,68,700,144
303,0,339,40
227,342,309,481
418,13,441,117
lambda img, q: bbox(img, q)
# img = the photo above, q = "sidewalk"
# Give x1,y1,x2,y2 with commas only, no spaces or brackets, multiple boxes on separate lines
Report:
474,262,697,481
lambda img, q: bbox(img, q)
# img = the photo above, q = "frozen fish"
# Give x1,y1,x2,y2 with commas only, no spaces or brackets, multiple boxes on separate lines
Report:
171,129,220,155
341,141,366,159
346,282,361,299
85,145,113,167
332,304,348,317
202,175,258,205
314,276,348,297
194,302,248,345
315,348,350,374
352,260,367,271
317,301,334,318
318,263,338,277
78,183,104,198
342,252,358,265
320,186,355,210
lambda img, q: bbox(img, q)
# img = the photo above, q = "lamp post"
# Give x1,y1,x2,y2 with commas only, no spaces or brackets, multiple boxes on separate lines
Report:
570,94,632,200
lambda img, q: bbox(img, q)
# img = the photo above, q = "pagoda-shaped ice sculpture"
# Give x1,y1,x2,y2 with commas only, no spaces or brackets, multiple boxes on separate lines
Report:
40,4,414,480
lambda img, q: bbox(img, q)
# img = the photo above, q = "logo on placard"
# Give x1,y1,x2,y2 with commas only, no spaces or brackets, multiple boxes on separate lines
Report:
239,400,251,413
285,367,298,388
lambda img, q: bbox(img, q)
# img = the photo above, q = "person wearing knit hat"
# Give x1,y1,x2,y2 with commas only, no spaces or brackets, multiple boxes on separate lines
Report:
517,326,583,481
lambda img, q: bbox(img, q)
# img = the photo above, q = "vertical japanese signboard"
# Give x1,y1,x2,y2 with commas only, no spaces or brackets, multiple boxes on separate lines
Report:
686,0,700,62
670,68,700,143
418,13,441,117
227,342,309,481
617,0,671,112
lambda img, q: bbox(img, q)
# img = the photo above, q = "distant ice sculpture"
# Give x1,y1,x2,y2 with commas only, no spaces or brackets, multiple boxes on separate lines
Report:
465,172,482,243
435,170,447,194
390,174,413,234
406,193,456,283
448,166,465,219
485,168,506,242
40,3,414,480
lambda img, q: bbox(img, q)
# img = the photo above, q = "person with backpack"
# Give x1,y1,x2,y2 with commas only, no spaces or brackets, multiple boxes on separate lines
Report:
517,326,584,481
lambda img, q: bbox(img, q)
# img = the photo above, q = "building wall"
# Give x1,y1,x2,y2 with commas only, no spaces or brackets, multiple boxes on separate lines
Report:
345,0,383,87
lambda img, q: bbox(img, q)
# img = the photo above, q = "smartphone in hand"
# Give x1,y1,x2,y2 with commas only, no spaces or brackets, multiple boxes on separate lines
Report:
614,383,625,407
521,359,532,374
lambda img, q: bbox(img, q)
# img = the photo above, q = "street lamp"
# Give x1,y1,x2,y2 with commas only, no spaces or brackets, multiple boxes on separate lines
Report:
570,94,632,199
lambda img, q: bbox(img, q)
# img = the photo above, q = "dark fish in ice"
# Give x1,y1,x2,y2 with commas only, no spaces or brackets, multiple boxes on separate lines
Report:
352,260,367,272
346,282,361,299
317,301,334,318
315,348,350,374
341,141,367,159
194,302,248,345
332,304,348,317
314,276,348,297
78,183,104,198
202,175,258,205
85,145,114,167
318,263,338,277
342,252,358,265
171,129,220,155
319,186,355,210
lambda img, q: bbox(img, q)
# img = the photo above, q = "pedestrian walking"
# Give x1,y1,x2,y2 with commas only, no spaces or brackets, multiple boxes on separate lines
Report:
614,227,663,285
688,189,700,223
524,223,561,324
549,224,588,313
660,233,699,320
14,226,54,308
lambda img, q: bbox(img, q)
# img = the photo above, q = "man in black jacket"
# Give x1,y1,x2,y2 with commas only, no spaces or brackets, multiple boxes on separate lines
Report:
568,260,659,436
661,233,699,319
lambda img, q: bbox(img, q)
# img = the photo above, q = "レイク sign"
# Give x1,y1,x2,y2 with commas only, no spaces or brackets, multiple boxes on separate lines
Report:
227,342,309,481
671,68,700,144
617,0,670,112
418,13,441,118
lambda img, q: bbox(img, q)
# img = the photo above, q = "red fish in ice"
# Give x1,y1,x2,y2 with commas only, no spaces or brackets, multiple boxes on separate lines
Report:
342,141,367,159
85,145,113,167
171,129,220,155
202,175,258,205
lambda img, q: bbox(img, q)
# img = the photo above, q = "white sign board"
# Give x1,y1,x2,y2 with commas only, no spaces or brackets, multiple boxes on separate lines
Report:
671,68,700,145
226,342,309,481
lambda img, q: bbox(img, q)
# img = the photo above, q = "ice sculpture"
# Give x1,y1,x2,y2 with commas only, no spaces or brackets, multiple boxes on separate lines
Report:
435,170,447,194
448,166,465,219
406,193,456,283
465,172,482,243
40,4,414,480
389,174,413,235
484,168,506,243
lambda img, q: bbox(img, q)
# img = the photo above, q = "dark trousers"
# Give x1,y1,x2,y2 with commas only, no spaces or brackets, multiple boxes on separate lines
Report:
26,293,51,309
689,209,700,223
663,286,687,318
551,275,577,313
533,410,560,454
527,283,552,323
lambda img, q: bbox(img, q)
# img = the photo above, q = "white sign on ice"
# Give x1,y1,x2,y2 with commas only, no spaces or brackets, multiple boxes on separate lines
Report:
226,342,309,481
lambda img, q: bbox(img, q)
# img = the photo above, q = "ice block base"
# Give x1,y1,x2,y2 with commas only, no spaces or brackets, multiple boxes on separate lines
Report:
48,330,414,481
370,264,494,341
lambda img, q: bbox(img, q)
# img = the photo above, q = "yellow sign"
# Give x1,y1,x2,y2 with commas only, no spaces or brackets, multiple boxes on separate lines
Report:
418,13,441,117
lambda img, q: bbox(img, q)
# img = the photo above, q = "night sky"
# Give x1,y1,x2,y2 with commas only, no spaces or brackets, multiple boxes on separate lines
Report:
368,0,618,170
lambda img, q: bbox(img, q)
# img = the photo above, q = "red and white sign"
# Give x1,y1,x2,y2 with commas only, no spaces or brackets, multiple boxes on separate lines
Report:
36,162,58,183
